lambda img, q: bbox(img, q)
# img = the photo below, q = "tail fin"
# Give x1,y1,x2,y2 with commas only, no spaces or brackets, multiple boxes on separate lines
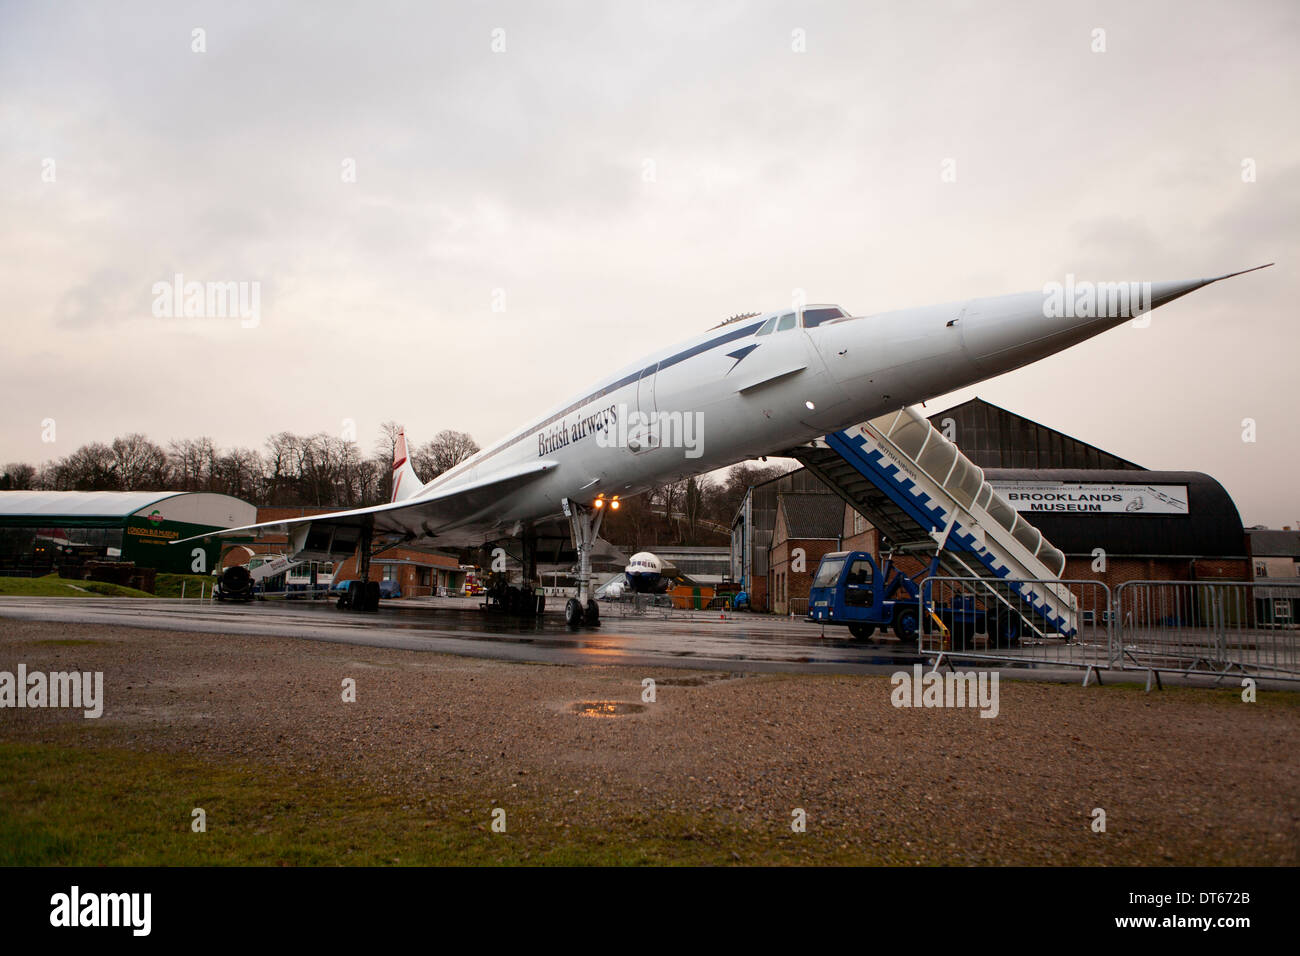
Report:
391,428,423,503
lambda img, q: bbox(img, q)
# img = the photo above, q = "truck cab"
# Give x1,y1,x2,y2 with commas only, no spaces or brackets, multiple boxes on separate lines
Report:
809,549,1000,648
807,551,923,642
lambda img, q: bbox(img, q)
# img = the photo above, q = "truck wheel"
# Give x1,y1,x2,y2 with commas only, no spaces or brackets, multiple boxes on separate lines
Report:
893,608,919,643
1001,617,1020,649
848,623,876,640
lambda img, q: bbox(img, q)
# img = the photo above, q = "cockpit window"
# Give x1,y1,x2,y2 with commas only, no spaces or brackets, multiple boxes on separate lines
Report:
803,307,847,328
755,316,779,336
776,312,797,332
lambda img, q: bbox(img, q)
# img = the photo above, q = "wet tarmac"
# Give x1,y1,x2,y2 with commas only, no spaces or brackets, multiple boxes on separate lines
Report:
0,594,938,675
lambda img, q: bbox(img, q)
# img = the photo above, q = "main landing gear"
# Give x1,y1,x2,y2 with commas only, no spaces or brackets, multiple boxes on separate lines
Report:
485,576,546,616
564,597,600,627
481,531,546,617
336,519,380,612
563,497,602,628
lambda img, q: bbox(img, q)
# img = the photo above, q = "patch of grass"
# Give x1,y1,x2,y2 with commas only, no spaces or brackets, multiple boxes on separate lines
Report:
152,573,219,599
77,579,154,598
0,742,861,866
0,575,151,599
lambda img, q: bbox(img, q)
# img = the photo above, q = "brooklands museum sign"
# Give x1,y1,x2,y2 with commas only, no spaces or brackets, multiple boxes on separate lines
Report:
987,481,1189,515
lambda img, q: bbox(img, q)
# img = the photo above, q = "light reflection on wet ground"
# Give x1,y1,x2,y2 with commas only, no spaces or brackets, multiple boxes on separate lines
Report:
570,700,647,717
0,596,1014,675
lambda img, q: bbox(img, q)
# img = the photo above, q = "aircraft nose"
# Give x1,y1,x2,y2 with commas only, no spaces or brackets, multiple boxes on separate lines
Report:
960,264,1272,376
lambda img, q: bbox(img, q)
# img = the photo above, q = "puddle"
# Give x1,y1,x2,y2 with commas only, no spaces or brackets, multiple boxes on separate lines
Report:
570,700,646,718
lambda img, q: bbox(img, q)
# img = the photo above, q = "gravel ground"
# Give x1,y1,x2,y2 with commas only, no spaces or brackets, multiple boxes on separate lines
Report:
2,619,1297,864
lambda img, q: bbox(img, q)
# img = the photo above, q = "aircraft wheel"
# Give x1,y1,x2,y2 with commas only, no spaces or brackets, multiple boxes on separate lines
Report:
565,597,584,628
585,599,600,626
363,581,381,612
848,623,876,640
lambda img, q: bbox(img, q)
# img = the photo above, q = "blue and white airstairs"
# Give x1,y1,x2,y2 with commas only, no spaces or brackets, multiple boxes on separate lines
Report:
787,406,1078,644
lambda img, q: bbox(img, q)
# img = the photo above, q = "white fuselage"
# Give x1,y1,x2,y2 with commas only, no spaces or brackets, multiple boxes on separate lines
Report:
404,276,1210,546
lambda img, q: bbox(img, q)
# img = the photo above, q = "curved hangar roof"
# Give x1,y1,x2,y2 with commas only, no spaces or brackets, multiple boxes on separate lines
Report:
0,491,257,528
982,470,1245,559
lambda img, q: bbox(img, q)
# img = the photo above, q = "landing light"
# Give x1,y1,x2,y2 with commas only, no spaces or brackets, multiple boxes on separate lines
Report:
610,499,620,510
805,400,816,410
593,498,605,509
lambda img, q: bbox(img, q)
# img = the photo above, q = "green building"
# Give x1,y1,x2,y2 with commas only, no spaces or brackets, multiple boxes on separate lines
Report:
0,491,256,575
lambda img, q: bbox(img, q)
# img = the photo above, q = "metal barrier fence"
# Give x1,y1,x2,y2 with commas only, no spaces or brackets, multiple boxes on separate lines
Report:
921,576,1114,674
1114,580,1300,682
600,593,678,619
598,592,735,620
253,587,334,601
916,577,1300,684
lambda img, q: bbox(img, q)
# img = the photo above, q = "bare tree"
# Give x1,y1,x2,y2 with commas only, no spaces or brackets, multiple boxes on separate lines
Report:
167,437,217,492
1,463,37,490
263,432,302,505
11,422,487,507
414,429,479,480
35,460,68,490
61,443,119,490
374,421,404,462
713,461,788,525
297,433,344,506
683,474,714,543
215,448,263,500
373,421,404,501
111,434,170,489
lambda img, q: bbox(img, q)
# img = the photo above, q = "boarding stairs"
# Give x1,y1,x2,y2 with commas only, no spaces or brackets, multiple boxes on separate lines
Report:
786,407,1078,641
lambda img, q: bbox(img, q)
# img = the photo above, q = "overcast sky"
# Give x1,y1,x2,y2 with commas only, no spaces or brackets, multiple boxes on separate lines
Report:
2,0,1297,525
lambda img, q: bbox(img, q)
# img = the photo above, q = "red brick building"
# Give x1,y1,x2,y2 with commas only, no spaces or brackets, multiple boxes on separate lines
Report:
220,506,466,598
332,547,464,598
769,493,844,614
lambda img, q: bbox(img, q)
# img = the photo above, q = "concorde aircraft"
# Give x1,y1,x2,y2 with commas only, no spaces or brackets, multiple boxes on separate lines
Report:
175,264,1271,626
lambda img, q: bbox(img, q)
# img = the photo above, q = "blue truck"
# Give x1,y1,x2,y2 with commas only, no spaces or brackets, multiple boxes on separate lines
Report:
807,550,1020,649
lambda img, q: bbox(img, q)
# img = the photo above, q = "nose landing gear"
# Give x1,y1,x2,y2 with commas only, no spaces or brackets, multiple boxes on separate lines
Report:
564,597,601,627
563,497,603,628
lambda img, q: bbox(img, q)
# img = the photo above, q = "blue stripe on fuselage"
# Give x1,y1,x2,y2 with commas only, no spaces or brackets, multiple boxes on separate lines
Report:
426,319,766,484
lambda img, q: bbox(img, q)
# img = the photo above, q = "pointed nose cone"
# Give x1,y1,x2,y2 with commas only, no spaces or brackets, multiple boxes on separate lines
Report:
1149,263,1274,310
961,263,1272,377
